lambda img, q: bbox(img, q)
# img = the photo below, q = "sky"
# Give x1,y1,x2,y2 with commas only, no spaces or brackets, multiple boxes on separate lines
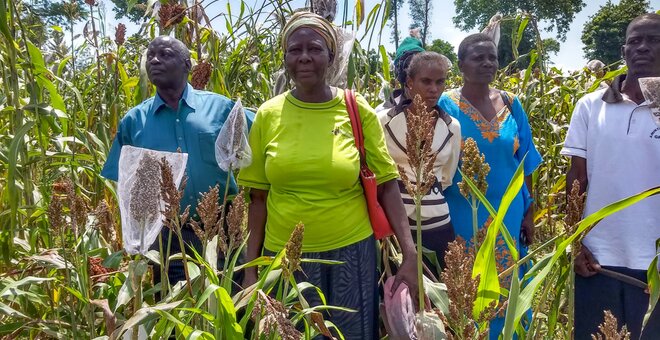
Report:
100,0,660,71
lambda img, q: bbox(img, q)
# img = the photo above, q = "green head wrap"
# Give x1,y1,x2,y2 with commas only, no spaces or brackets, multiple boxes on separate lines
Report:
281,11,337,56
394,36,425,65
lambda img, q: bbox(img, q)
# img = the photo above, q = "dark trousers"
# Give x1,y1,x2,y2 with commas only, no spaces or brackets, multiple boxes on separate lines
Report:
575,266,660,340
151,225,243,297
410,223,456,278
265,235,379,340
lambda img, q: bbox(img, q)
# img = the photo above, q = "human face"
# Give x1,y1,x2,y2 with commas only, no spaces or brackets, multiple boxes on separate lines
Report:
284,28,333,90
406,62,448,108
459,41,498,85
623,19,660,78
145,37,190,89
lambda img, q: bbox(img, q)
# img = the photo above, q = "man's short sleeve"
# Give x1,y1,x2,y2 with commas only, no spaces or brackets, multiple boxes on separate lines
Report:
355,93,399,185
561,98,589,159
101,117,132,181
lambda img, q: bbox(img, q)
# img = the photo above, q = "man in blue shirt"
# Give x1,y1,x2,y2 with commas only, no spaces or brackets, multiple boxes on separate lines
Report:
102,35,253,286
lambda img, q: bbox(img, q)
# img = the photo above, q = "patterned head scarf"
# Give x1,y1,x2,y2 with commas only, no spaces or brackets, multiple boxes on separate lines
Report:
281,11,337,57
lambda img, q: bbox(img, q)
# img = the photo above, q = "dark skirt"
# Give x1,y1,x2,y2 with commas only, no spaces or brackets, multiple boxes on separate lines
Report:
265,235,379,340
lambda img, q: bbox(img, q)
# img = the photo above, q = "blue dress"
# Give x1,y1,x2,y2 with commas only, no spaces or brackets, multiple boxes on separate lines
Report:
438,89,542,338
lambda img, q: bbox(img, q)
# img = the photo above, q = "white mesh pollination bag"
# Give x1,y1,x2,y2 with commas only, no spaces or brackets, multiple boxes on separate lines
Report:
118,145,188,255
215,98,252,172
639,77,660,128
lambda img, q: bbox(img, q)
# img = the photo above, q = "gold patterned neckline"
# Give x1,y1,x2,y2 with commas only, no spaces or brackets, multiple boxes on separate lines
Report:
458,88,508,123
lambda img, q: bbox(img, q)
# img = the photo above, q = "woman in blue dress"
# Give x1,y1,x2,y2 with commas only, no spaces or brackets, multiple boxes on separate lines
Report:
438,33,542,338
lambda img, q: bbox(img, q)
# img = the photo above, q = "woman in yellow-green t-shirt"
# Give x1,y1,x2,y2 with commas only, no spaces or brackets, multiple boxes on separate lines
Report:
238,12,420,338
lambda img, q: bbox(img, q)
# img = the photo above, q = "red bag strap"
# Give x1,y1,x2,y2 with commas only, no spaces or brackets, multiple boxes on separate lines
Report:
345,89,367,164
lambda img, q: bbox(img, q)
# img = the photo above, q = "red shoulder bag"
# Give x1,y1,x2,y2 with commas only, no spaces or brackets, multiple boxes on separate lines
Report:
344,89,394,240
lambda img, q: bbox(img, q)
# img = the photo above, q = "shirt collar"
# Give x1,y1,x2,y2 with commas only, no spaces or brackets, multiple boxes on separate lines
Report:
602,75,626,103
150,83,197,115
392,95,452,125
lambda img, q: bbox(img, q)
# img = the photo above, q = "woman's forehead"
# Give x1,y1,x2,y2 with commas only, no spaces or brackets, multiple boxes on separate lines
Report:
287,27,327,45
467,41,496,54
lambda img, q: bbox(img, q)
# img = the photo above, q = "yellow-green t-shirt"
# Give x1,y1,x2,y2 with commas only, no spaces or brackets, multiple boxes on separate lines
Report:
237,89,399,252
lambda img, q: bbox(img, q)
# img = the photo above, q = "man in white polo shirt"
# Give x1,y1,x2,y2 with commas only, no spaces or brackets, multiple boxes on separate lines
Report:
562,13,660,339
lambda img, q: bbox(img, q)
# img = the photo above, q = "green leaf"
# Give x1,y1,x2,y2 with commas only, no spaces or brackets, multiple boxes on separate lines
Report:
0,276,53,297
643,238,660,330
355,0,364,27
472,159,525,319
501,264,521,339
4,121,35,263
379,45,390,82
511,186,660,329
458,169,518,260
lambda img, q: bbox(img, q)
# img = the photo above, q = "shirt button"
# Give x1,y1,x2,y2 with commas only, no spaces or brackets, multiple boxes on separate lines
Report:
189,196,193,200
178,137,183,140
176,119,180,122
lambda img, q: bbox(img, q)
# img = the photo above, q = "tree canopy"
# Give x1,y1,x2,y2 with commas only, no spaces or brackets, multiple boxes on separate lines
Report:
452,0,586,41
581,0,650,65
426,38,458,68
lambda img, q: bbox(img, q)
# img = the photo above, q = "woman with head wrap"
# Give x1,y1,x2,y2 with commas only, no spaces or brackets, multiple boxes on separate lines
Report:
375,34,426,112
378,50,461,277
238,11,420,338
438,33,542,338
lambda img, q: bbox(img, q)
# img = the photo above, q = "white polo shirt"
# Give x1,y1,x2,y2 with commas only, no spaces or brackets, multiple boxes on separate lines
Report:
561,76,660,270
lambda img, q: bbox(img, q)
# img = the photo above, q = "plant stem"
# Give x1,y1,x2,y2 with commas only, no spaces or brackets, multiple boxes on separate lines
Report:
568,256,575,340
175,224,195,298
415,201,424,312
471,196,479,241
132,256,143,340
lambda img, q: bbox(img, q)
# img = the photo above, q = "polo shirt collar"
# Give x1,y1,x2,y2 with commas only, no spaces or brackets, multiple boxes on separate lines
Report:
602,75,626,103
150,83,197,115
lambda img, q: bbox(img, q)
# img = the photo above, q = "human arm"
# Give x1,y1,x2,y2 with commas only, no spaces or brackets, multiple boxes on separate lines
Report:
242,188,268,287
378,180,420,310
520,175,535,245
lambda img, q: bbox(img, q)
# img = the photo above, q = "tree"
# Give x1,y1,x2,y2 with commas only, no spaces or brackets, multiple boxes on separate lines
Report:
408,0,432,47
388,0,406,49
427,39,458,67
108,0,148,24
452,0,586,41
581,0,649,65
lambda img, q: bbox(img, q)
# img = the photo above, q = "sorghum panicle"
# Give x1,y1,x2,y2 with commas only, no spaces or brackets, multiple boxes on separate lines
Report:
130,153,161,225
566,179,586,232
159,157,186,225
227,190,248,249
115,23,126,46
191,60,212,90
399,94,438,197
441,237,490,339
94,200,120,250
253,290,302,340
591,310,631,340
193,185,221,242
159,2,186,29
282,222,304,281
458,138,490,199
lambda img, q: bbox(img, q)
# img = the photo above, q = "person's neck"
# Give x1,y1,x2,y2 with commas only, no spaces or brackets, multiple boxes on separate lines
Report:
292,84,334,103
621,73,649,104
157,83,187,110
461,82,491,102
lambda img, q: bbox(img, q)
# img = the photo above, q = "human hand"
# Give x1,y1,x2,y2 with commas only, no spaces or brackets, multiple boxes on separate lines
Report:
521,208,535,246
574,245,600,277
392,258,421,311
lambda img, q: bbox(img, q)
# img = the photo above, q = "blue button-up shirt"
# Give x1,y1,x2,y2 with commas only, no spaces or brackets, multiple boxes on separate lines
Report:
101,83,254,216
